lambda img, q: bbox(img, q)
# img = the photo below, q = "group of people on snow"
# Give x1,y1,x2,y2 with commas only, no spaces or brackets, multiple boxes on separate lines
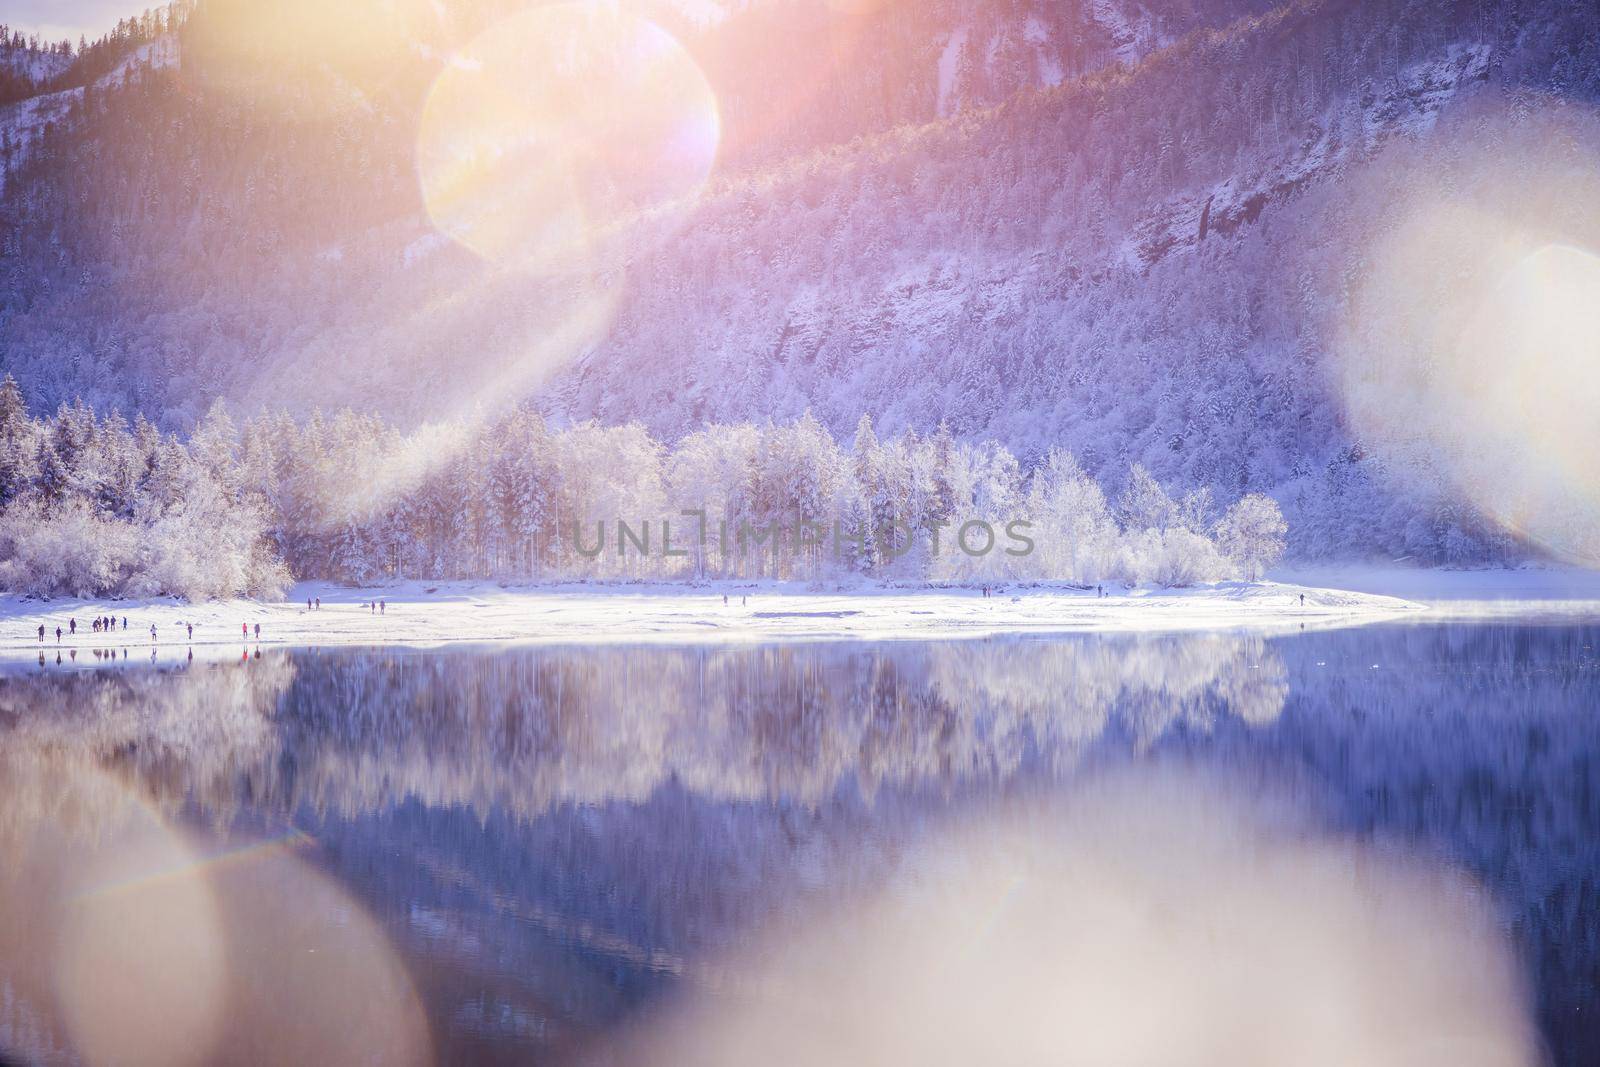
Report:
35,616,252,646
31,594,396,654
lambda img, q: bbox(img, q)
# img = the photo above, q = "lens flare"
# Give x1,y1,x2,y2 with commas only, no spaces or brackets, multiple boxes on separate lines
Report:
606,774,1540,1067
416,3,721,269
1448,244,1600,558
699,0,890,165
0,764,230,1067
0,757,432,1066
184,0,442,109
1337,106,1600,566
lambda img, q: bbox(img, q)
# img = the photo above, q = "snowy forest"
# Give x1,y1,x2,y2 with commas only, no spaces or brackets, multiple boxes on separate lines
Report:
0,376,1286,599
1,0,1597,572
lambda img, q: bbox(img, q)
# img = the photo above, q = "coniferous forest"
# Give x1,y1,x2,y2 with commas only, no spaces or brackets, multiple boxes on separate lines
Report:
0,375,1287,598
2,0,1597,594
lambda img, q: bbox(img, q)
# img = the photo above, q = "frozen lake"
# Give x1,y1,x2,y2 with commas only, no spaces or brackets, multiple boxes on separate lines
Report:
0,618,1596,1065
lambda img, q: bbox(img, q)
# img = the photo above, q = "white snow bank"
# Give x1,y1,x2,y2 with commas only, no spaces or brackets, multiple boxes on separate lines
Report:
0,579,1423,668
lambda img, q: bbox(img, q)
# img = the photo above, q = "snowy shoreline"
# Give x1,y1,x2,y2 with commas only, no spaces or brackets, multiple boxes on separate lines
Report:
5,569,1598,669
0,577,1435,667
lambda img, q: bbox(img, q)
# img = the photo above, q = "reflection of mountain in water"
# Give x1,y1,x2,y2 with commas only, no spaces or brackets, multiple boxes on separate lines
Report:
0,635,1288,1062
0,623,1597,1063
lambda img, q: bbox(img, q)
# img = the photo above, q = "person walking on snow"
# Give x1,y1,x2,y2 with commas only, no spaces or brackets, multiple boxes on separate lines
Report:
380,600,386,615
150,624,157,642
55,626,62,643
242,623,249,639
254,623,260,640
187,623,193,641
69,618,76,635
37,624,44,642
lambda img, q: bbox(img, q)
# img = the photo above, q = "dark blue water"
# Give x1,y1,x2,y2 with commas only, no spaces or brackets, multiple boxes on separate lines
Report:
0,621,1596,1065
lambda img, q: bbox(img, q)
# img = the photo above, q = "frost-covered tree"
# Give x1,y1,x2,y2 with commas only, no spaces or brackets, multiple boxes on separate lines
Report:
1215,493,1288,580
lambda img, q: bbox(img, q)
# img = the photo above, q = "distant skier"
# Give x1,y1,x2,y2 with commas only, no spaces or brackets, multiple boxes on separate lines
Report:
1300,593,1306,607
150,624,157,641
122,617,128,630
37,623,44,642
187,623,193,641
254,622,261,640
69,618,76,635
55,626,62,643
242,622,249,638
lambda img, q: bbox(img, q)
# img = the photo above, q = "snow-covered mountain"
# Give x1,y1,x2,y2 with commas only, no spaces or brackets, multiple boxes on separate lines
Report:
0,0,1597,562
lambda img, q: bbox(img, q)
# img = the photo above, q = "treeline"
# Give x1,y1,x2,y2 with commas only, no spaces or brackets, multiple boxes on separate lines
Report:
0,5,189,107
0,377,287,600
0,376,1285,600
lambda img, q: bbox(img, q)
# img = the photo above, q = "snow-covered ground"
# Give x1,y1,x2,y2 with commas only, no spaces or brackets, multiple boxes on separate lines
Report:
0,579,1426,667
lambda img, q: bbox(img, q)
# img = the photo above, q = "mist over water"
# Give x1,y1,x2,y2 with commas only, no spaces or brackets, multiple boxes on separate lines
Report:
0,621,1596,1064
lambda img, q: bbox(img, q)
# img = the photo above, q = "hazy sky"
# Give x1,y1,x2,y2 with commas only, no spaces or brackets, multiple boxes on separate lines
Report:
5,0,134,44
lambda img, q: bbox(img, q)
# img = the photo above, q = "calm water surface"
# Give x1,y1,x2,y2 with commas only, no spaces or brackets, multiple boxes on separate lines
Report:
1,620,1597,1064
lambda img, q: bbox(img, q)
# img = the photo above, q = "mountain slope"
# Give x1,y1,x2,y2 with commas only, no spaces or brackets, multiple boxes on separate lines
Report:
1,0,1598,562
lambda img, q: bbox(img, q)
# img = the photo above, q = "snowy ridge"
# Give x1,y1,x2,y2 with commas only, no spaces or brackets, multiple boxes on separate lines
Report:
1123,43,1494,270
0,34,179,193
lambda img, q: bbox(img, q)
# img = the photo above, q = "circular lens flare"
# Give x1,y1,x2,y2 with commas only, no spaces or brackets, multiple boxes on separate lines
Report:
1450,244,1600,560
416,4,721,269
1337,107,1600,567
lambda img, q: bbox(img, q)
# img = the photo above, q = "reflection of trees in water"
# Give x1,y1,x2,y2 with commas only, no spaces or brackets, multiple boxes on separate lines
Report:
0,626,1596,1061
1248,622,1600,1067
0,659,294,836
0,637,1288,1061
0,637,1289,825
261,635,1287,820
